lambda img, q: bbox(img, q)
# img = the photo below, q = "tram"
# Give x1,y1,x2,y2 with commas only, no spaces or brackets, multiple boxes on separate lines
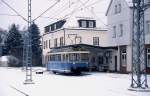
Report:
47,51,89,74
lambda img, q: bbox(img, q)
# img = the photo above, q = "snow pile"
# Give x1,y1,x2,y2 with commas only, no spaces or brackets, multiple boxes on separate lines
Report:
0,56,8,67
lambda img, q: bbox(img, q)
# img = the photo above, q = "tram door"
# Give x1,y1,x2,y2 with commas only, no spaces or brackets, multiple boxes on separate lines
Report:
98,56,104,71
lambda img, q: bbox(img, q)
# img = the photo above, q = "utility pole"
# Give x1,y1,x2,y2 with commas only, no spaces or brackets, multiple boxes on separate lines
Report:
1,0,60,84
131,0,150,88
23,0,33,84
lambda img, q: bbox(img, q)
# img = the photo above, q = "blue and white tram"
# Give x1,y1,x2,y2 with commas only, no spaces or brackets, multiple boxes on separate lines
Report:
47,51,89,74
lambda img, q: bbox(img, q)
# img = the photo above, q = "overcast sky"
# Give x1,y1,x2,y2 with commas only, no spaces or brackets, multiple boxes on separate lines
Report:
0,0,110,33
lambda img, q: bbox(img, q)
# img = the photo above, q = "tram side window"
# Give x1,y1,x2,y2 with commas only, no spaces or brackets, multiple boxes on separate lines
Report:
57,54,61,61
68,53,80,62
81,53,89,62
66,54,69,62
50,55,55,61
74,54,80,61
62,54,66,61
69,54,74,61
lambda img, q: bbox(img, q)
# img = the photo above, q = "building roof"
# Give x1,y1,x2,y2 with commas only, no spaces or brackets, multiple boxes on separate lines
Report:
45,7,107,33
106,0,133,16
63,8,96,28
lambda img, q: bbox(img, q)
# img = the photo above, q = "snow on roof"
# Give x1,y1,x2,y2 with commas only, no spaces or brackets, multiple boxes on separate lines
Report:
63,8,95,28
45,0,108,29
48,8,107,29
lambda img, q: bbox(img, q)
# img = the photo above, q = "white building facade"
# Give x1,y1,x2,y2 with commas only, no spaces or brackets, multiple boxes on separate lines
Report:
42,14,112,70
106,0,150,73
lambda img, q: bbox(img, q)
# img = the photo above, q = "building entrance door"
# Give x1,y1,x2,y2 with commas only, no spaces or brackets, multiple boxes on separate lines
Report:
115,56,117,72
120,49,127,73
147,48,150,73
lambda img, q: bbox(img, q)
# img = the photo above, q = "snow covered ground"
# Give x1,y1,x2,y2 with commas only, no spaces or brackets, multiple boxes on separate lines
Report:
0,67,150,96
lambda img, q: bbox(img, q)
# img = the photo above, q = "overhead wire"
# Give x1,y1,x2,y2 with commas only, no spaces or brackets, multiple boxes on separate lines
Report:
0,13,19,17
1,0,28,22
32,0,60,21
49,1,74,19
0,0,108,26
39,0,81,22
84,0,105,9
61,0,90,20
1,0,61,22
0,13,60,20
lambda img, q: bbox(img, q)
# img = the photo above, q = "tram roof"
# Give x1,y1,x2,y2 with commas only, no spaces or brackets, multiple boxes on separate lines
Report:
48,44,117,53
48,51,90,55
51,44,117,49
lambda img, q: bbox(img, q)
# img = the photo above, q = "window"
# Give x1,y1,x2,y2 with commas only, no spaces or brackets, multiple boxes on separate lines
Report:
146,21,150,33
81,21,87,28
75,36,82,44
112,26,116,38
81,53,89,62
98,56,103,65
115,5,117,14
79,20,96,28
147,48,150,67
43,41,46,49
121,49,127,66
54,38,57,47
44,40,47,49
49,26,51,32
91,56,95,63
49,40,51,48
46,40,48,49
119,24,123,37
60,37,64,46
69,53,80,62
93,37,99,46
54,24,57,30
118,4,121,13
45,26,49,33
115,4,121,14
89,21,94,28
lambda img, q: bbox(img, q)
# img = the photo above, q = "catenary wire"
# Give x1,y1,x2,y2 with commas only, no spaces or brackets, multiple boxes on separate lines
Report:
32,0,60,21
1,0,28,22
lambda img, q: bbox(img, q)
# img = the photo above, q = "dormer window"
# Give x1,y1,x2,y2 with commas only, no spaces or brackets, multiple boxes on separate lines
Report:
54,24,57,30
78,19,96,28
89,21,94,28
81,21,87,28
44,20,66,33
